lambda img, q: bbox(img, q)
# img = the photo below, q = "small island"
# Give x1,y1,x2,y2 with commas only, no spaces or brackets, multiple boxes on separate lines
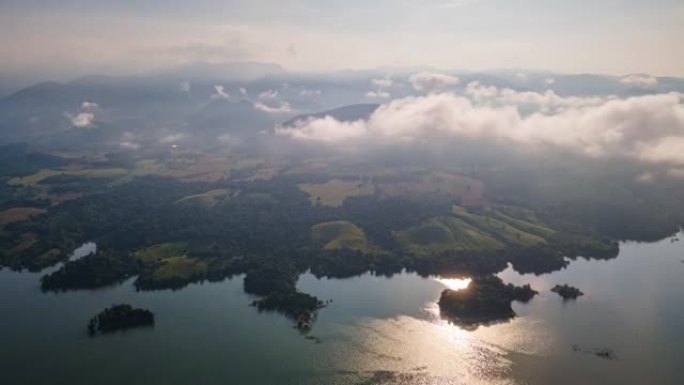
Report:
573,345,617,360
551,284,584,300
438,275,537,327
252,292,325,330
88,304,155,336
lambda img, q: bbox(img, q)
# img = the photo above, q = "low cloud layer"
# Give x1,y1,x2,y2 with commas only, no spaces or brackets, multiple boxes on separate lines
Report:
81,101,99,110
211,85,230,100
65,101,98,128
372,77,393,89
620,74,659,87
299,89,322,97
258,89,279,100
367,77,393,99
255,101,291,113
277,90,684,165
366,90,390,99
409,72,460,92
65,112,95,128
465,81,609,112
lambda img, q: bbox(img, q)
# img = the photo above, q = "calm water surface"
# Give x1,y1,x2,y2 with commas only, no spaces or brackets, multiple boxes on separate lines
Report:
1,233,682,384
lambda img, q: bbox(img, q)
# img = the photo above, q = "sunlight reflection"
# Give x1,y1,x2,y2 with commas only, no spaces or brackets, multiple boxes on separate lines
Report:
435,277,472,291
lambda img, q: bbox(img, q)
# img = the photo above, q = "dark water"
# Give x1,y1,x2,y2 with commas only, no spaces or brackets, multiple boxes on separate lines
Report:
1,233,682,384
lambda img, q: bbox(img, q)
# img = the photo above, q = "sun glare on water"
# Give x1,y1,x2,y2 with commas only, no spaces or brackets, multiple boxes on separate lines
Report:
435,277,472,291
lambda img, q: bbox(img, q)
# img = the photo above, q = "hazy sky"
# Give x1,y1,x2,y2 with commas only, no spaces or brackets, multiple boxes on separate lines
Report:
1,0,682,79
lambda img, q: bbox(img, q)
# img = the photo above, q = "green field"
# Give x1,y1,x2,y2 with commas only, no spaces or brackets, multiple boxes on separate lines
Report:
129,156,267,183
396,206,554,256
150,256,208,282
396,217,505,256
311,221,375,252
490,209,556,238
452,209,547,247
134,242,188,264
299,179,375,207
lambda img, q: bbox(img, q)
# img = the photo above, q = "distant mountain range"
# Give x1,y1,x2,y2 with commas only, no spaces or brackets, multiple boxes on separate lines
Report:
1,62,682,152
155,61,286,82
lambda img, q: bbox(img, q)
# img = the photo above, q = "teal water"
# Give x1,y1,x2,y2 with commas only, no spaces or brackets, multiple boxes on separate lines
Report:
1,233,682,384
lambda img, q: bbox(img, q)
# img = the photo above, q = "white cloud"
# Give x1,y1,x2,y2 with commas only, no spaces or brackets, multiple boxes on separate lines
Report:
80,101,99,110
211,85,230,100
65,101,98,128
637,137,684,164
367,77,393,99
258,89,279,100
65,112,95,128
544,78,555,86
278,115,368,143
277,91,684,165
239,87,248,97
409,72,459,92
465,81,609,112
366,90,390,99
299,89,322,97
620,74,658,87
67,101,99,127
254,101,291,113
372,77,393,88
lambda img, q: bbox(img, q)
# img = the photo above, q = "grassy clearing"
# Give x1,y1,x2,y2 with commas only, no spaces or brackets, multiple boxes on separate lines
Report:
151,256,208,281
396,217,505,256
441,217,506,251
311,220,375,252
396,219,457,255
396,205,553,256
452,210,546,247
490,210,556,238
240,167,280,182
299,179,375,207
134,242,188,264
129,156,267,183
0,207,46,226
8,168,127,186
378,171,482,201
175,189,231,208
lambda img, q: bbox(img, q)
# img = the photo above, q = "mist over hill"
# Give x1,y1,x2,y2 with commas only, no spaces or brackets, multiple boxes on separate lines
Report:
2,62,682,154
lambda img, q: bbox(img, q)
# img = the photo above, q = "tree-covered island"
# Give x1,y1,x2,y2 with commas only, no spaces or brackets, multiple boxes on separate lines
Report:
87,304,155,336
438,275,537,327
551,284,584,300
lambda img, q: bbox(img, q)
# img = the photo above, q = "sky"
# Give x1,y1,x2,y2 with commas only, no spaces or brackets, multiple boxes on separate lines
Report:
0,0,683,79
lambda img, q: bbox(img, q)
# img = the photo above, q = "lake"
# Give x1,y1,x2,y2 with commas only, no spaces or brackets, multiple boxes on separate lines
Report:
1,232,682,384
